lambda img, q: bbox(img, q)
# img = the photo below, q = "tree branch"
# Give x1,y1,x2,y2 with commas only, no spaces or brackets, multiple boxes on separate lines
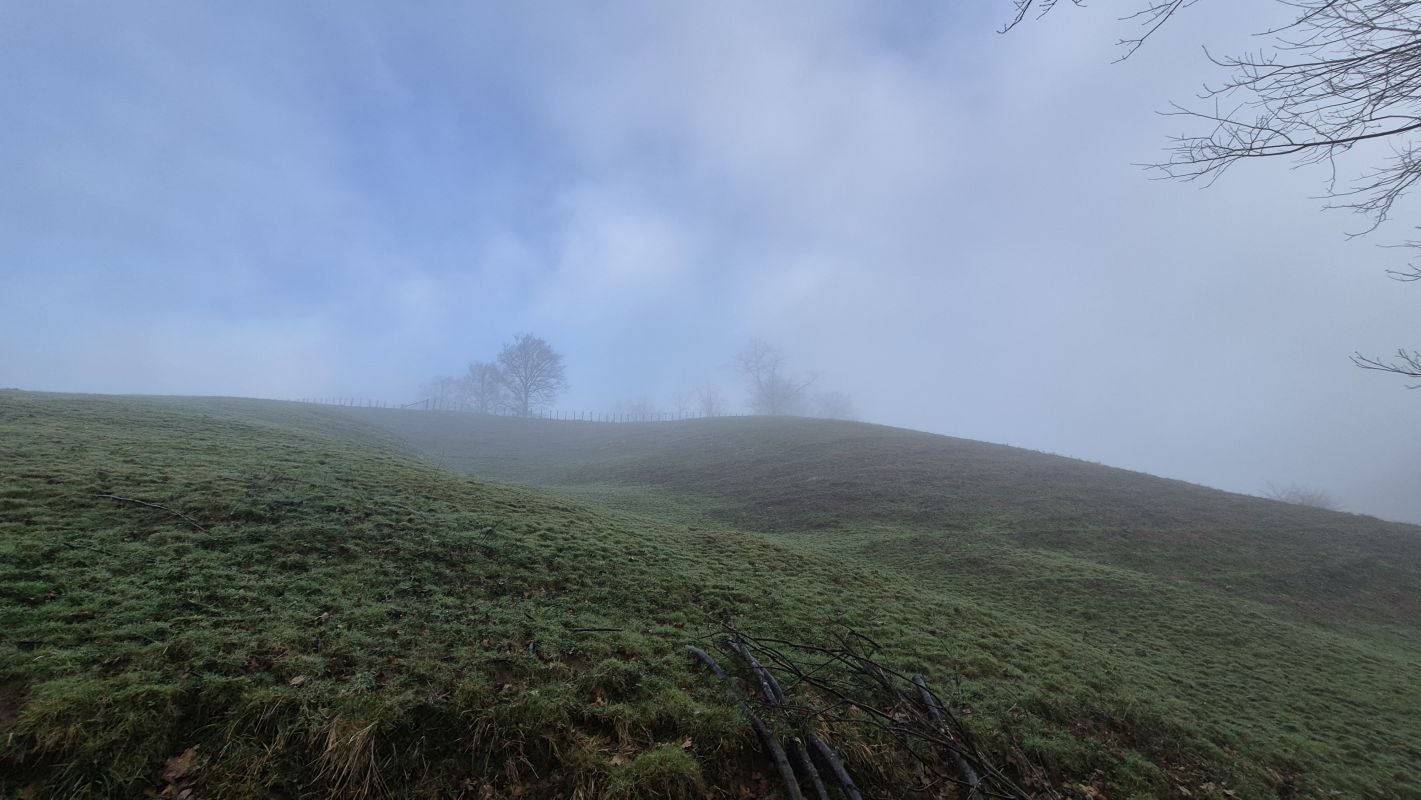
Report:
1351,348,1421,387
95,493,207,532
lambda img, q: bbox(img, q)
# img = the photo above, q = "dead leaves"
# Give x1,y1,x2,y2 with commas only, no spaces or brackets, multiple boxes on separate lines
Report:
150,745,201,799
162,746,199,783
735,771,775,799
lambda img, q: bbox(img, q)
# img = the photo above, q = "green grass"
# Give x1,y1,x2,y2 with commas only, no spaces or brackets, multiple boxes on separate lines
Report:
344,410,1421,631
2,394,1419,798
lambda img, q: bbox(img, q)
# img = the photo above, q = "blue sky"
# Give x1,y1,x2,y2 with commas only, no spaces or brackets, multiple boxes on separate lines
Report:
3,1,1419,522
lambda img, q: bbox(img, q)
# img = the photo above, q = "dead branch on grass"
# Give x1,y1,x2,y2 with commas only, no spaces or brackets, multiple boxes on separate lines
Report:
687,644,805,800
95,493,207,532
728,636,859,800
689,623,1052,799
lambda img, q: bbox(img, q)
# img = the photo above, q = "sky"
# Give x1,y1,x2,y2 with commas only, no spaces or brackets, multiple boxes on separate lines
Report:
2,1,1418,523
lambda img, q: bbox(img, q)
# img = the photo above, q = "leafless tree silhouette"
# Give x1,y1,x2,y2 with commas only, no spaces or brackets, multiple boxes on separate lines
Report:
735,340,816,416
1009,0,1421,384
497,334,567,417
419,374,463,409
463,361,505,414
1004,0,1193,59
1264,481,1340,510
694,384,728,417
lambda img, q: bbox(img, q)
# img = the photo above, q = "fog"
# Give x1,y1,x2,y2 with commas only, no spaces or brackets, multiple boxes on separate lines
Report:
2,1,1418,523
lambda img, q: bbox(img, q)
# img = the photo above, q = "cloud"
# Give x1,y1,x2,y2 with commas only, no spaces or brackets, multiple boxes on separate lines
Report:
2,0,1418,522
534,185,698,323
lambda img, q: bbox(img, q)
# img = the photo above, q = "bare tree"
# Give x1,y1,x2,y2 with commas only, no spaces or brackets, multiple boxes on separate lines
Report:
463,361,505,414
1008,1,1421,384
616,397,662,421
496,333,567,418
734,340,816,416
419,374,463,410
1264,481,1340,511
694,384,727,417
1157,3,1421,241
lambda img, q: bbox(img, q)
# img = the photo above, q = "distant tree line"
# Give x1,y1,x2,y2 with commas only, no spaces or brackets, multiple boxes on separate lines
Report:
421,336,856,421
421,333,568,418
641,340,855,420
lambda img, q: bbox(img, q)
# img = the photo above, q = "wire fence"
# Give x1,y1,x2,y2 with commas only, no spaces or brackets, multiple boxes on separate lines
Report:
290,396,741,423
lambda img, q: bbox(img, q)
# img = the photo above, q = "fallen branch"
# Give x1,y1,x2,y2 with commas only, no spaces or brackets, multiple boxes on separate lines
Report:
808,735,863,800
915,675,982,800
724,625,1043,799
729,639,829,799
729,637,857,800
95,493,207,532
686,645,804,800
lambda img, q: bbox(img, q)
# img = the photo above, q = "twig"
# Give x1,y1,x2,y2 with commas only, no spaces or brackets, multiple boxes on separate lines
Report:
95,493,207,532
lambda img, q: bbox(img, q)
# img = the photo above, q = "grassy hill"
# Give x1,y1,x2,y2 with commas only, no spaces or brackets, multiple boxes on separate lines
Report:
2,394,1419,798
341,410,1421,631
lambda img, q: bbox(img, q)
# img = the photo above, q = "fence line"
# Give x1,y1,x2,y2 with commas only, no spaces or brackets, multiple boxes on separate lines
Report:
288,396,742,423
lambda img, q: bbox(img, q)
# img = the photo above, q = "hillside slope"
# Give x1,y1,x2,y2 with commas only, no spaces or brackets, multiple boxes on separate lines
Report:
342,410,1421,630
1,395,1418,798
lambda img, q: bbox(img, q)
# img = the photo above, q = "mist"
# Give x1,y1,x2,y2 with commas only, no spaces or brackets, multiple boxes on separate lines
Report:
2,0,1417,523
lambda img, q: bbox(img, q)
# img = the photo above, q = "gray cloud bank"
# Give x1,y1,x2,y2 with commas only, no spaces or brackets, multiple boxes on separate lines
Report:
1,1,1417,522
